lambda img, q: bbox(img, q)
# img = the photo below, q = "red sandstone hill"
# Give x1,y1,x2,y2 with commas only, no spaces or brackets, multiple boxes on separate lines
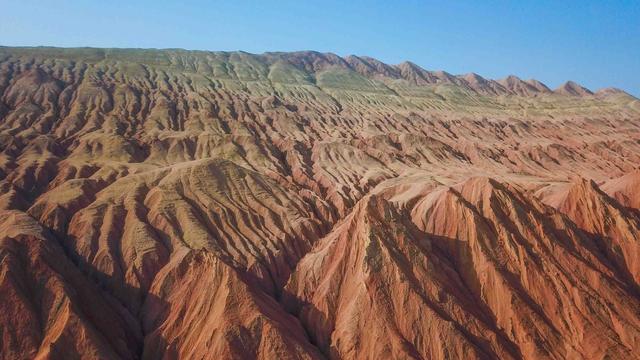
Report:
1,47,640,359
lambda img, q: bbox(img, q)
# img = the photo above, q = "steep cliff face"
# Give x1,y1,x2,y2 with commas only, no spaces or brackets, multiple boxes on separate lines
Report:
602,170,640,210
553,179,640,290
1,47,640,359
287,178,640,359
0,210,142,359
285,194,522,360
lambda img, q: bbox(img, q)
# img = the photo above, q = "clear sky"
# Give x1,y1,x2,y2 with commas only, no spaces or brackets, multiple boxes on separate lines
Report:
1,0,638,96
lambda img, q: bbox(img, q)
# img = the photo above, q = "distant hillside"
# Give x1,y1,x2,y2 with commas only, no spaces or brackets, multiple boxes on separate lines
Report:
1,46,637,117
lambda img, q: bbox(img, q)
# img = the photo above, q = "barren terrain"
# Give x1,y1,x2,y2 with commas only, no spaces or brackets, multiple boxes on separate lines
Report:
1,47,640,359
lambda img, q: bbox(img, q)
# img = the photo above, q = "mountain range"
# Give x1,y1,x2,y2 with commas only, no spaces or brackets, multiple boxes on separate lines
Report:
1,46,640,359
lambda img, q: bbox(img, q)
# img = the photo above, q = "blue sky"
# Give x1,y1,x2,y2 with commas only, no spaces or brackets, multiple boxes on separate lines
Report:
1,0,638,96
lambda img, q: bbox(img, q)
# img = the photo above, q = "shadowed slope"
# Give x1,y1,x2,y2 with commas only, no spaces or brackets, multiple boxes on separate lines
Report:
553,178,640,289
286,178,640,359
0,211,141,360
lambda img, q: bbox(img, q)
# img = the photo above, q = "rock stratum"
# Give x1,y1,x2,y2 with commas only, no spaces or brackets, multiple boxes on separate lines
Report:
1,46,640,359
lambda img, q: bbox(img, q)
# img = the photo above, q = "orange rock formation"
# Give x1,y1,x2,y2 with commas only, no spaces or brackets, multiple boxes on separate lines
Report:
1,47,639,359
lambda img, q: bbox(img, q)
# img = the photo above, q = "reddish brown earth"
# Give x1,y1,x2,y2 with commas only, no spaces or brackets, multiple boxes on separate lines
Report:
1,47,640,359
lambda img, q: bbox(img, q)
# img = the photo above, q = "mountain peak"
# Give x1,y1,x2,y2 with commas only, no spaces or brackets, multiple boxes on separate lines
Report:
501,74,524,82
462,72,487,83
396,60,423,70
345,55,400,78
595,87,631,97
525,79,552,93
498,75,542,96
395,61,443,85
555,81,593,96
